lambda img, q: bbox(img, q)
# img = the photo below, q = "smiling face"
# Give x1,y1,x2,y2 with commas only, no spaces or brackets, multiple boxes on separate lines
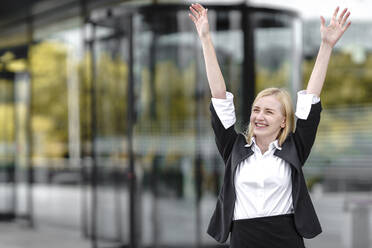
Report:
250,95,286,142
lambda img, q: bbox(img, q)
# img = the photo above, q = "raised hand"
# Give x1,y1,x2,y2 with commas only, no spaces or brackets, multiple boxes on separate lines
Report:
306,8,351,96
188,3,227,99
320,7,351,48
188,3,210,40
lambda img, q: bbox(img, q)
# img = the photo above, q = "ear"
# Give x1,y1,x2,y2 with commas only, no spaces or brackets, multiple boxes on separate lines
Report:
280,118,286,128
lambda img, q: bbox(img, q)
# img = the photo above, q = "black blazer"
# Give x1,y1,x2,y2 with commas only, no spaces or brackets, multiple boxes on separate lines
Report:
207,101,323,243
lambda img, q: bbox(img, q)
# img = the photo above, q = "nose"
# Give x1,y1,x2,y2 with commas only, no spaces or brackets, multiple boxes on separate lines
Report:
256,111,264,120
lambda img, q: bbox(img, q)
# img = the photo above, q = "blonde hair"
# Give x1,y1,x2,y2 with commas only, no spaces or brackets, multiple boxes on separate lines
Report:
244,88,294,146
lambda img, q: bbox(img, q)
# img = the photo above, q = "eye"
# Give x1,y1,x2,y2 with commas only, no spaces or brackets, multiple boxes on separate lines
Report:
253,109,259,113
267,110,274,114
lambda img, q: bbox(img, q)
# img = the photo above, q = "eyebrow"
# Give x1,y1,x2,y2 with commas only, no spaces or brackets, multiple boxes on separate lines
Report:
253,106,276,112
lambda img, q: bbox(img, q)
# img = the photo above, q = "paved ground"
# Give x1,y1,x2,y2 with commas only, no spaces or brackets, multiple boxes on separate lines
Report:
0,220,365,248
0,221,90,248
0,215,346,248
0,220,342,248
0,189,371,248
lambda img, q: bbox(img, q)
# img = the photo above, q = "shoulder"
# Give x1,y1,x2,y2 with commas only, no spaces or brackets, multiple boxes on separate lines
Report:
231,133,250,151
237,133,247,142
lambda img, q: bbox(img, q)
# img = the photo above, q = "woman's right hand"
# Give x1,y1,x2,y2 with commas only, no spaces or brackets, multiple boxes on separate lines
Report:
188,3,210,41
188,3,227,99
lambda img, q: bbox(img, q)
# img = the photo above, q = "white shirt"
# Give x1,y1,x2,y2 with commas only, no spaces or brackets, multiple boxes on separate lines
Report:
211,90,320,220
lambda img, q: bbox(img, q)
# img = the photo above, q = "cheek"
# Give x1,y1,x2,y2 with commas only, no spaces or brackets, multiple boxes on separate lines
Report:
250,114,255,123
270,116,283,127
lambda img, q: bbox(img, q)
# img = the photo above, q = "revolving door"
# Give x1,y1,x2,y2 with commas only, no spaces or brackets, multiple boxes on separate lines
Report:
85,3,301,248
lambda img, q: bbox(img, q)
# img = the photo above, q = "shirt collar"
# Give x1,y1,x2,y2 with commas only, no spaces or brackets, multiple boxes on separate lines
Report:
245,136,282,150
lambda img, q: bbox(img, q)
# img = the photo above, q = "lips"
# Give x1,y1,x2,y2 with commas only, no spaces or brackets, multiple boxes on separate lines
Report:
255,122,268,128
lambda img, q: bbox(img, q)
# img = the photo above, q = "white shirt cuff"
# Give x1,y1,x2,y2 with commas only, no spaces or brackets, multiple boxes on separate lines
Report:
211,92,236,129
295,90,320,120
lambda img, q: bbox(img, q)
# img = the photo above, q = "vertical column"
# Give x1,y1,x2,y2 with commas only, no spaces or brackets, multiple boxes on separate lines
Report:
26,13,34,228
14,72,29,221
80,0,89,239
128,13,138,248
242,8,256,124
290,17,303,98
10,72,16,220
89,22,98,248
0,71,15,220
149,27,160,247
114,37,124,244
66,39,81,178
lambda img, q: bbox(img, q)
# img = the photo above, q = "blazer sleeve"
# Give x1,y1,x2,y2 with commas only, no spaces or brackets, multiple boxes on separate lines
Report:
293,101,322,165
210,102,238,165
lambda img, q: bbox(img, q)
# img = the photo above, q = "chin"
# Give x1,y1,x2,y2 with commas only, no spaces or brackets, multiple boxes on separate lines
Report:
253,132,267,138
253,129,268,135
254,130,276,139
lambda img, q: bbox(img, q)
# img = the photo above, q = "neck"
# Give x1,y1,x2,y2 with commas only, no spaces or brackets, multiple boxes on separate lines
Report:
255,135,276,154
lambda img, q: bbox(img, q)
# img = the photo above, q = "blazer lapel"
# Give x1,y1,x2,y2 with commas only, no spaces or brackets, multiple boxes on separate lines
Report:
274,137,301,171
231,135,254,176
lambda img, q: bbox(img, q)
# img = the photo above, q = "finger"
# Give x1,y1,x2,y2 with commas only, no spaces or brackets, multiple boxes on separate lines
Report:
332,6,340,20
202,8,208,17
320,16,326,28
341,11,350,26
338,8,347,23
342,21,352,32
188,13,197,24
189,6,200,18
193,3,205,12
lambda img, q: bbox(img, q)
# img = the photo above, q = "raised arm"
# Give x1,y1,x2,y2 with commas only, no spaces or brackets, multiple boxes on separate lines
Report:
306,7,351,97
189,3,226,99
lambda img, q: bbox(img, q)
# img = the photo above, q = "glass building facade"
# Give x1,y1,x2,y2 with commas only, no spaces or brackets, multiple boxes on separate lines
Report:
0,1,302,247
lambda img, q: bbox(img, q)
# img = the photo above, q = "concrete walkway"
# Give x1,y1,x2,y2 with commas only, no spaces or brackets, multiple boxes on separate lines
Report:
0,220,341,248
0,191,371,248
0,222,90,248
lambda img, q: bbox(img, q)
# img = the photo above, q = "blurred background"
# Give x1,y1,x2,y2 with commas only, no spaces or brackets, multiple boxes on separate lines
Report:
0,0,371,248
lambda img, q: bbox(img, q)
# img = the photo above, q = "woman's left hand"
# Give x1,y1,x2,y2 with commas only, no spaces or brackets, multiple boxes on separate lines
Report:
320,7,351,48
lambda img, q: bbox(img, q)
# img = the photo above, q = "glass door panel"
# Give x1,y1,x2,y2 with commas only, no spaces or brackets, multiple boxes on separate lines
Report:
89,15,131,247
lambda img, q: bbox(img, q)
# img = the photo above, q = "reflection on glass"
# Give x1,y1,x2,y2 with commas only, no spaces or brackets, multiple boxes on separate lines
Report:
29,41,69,158
134,10,199,246
254,12,295,93
130,6,302,247
27,23,84,230
0,4,304,248
0,76,15,215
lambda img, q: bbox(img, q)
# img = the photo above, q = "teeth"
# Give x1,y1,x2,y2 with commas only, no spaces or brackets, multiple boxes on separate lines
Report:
256,123,266,127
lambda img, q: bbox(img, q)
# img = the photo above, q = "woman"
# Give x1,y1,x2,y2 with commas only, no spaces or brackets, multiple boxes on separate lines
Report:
189,3,351,248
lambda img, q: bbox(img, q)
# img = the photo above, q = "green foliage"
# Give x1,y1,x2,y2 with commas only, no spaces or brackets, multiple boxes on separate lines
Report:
29,41,69,157
303,52,372,168
303,52,372,106
0,80,14,142
95,52,128,137
137,60,197,135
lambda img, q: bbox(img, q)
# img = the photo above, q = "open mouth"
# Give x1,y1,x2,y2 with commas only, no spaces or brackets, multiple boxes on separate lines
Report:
255,122,268,128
